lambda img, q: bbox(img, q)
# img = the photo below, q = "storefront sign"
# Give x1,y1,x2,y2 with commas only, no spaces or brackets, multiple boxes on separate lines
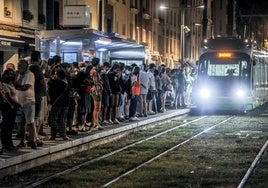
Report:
63,5,90,27
0,40,11,46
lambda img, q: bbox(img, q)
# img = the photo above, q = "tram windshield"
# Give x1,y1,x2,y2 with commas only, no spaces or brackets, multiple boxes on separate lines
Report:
198,53,250,79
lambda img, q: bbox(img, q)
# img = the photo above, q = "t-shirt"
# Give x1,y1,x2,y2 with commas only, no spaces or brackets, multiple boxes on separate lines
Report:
16,70,35,105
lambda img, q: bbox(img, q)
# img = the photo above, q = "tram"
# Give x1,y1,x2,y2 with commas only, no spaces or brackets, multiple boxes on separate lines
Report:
193,37,268,112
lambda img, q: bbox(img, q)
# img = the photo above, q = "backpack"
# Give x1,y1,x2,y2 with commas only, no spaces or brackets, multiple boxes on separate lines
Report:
124,76,132,95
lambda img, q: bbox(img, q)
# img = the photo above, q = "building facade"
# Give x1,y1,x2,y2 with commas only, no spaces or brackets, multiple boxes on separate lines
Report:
2,0,251,71
0,0,46,72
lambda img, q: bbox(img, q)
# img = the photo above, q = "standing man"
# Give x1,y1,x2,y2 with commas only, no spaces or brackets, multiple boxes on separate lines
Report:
139,64,150,117
147,63,156,114
29,51,46,144
15,59,37,149
100,62,111,125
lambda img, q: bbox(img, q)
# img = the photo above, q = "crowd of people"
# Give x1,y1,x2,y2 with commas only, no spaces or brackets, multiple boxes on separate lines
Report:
0,51,197,154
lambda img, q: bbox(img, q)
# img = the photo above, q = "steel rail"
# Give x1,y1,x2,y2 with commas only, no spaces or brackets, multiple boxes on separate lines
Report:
102,116,234,187
237,140,268,188
26,116,207,188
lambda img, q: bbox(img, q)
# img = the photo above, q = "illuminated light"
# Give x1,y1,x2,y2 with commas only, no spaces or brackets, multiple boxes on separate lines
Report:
98,48,107,52
159,5,168,9
64,41,82,45
218,52,232,58
235,89,246,97
199,88,211,99
95,37,112,45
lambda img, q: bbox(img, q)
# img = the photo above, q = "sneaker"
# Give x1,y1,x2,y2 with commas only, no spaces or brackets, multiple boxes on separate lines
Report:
113,119,120,124
36,140,44,147
108,119,114,124
102,120,109,125
117,117,125,122
62,136,69,140
3,146,18,152
85,122,92,127
17,141,26,148
66,129,78,135
27,141,37,149
97,125,104,130
129,117,139,121
148,111,155,115
92,124,104,130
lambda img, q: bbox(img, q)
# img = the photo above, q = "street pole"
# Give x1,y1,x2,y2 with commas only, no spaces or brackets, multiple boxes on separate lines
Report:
180,7,185,64
160,4,204,65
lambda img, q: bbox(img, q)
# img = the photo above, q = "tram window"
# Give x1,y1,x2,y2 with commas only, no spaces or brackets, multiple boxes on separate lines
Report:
241,60,249,77
199,59,208,75
208,63,239,76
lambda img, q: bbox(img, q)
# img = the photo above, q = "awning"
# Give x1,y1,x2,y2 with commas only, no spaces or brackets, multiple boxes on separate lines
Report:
37,29,144,51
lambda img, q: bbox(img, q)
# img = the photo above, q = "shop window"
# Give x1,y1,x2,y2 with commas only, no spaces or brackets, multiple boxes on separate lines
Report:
22,0,34,21
23,0,29,10
38,0,45,24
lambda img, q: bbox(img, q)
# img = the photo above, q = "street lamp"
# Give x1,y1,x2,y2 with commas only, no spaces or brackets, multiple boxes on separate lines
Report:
160,4,204,64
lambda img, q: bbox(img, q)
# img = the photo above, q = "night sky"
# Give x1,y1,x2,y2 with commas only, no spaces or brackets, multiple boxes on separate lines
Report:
236,0,268,14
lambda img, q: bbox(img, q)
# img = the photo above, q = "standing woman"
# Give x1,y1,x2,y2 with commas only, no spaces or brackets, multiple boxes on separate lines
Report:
0,69,21,154
48,68,70,140
89,57,104,130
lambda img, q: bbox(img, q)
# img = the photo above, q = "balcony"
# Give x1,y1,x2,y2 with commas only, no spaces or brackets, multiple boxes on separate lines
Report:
153,18,160,24
108,0,116,6
130,7,139,14
142,10,151,20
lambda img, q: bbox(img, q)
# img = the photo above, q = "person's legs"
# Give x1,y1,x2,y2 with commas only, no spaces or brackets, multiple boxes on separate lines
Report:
24,102,37,149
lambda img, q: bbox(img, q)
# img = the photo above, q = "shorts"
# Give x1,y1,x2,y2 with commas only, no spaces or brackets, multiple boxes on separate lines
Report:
91,92,102,102
102,92,109,106
15,101,35,124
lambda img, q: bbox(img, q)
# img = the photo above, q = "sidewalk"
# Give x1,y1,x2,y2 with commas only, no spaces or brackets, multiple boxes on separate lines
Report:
0,108,190,177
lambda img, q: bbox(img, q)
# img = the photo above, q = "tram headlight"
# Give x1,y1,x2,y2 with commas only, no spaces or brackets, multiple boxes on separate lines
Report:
199,88,211,99
235,89,246,97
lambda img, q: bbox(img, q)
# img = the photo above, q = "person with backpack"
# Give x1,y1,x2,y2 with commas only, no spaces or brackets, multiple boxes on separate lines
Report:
120,65,132,120
107,63,121,124
100,62,112,125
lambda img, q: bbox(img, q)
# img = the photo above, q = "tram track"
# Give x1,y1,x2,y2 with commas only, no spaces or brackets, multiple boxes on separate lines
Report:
2,111,267,187
102,116,234,187
24,115,237,188
25,115,208,187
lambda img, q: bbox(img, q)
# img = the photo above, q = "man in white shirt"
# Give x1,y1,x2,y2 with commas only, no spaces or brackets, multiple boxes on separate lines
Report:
15,59,37,149
147,63,157,114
